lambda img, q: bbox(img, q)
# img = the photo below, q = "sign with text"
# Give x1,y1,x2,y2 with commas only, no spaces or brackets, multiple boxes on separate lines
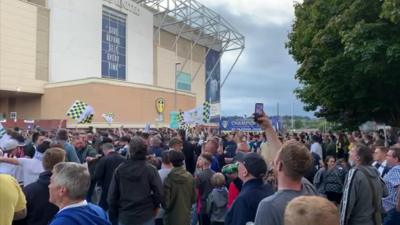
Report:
101,7,126,80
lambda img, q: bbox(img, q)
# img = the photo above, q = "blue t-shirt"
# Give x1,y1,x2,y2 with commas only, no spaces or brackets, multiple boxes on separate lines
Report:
49,203,111,225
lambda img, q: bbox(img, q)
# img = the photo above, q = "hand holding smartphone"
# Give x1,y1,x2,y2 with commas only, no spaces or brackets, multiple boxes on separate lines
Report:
254,103,264,124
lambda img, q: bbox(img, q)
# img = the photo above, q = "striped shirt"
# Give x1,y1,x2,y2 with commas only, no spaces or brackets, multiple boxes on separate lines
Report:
383,165,400,212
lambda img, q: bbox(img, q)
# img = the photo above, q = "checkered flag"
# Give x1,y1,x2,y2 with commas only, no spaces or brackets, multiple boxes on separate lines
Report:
102,112,115,124
66,100,95,124
177,111,185,128
80,114,94,124
202,101,210,123
0,123,5,140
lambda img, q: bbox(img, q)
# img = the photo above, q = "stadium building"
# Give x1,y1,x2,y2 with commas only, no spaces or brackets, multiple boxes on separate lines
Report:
0,0,244,127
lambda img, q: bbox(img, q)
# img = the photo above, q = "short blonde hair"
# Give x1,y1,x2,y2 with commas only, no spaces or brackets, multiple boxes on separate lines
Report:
284,196,339,225
211,172,225,188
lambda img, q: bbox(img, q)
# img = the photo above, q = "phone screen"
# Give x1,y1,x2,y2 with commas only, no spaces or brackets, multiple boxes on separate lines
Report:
255,103,264,116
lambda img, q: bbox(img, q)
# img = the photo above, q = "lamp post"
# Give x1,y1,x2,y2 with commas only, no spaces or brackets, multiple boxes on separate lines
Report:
174,62,181,111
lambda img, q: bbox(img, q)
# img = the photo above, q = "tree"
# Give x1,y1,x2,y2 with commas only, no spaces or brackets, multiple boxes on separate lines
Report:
287,0,400,129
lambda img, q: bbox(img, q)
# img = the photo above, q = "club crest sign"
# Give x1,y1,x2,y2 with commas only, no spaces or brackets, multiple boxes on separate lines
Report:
156,98,165,114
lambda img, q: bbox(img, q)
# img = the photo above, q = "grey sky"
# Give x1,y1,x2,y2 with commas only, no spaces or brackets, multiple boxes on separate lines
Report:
198,0,313,117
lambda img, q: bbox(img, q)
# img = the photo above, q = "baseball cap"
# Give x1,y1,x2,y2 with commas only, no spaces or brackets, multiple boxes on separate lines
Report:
237,152,267,178
222,162,239,174
2,139,19,152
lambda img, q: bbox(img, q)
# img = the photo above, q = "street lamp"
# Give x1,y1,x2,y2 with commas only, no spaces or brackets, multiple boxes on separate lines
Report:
174,62,181,111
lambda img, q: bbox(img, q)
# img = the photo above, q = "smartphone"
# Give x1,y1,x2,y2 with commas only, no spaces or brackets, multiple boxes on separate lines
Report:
254,103,264,117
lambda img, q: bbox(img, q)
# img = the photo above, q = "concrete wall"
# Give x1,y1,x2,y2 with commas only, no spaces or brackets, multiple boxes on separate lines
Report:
0,0,48,93
41,78,196,126
155,30,206,107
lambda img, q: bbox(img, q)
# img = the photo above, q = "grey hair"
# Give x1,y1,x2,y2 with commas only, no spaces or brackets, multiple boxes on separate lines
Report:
52,162,90,200
101,142,114,151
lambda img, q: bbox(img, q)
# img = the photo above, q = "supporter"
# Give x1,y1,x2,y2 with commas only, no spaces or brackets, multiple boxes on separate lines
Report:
222,162,242,208
310,135,323,159
336,133,348,160
223,134,237,164
373,146,390,177
48,162,110,225
94,143,125,211
55,129,80,163
73,135,97,164
382,147,400,224
117,136,130,157
225,152,274,225
149,136,163,157
22,147,66,225
0,174,26,225
0,140,52,186
163,150,196,225
155,151,173,225
313,156,346,204
204,139,221,172
339,143,388,225
179,129,197,174
373,131,385,146
254,140,317,225
323,134,337,158
108,136,163,225
168,137,183,151
254,112,318,225
0,139,21,179
196,152,215,225
284,196,339,225
207,173,228,225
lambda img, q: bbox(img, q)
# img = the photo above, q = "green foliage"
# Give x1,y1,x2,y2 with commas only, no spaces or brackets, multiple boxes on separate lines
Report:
287,0,400,129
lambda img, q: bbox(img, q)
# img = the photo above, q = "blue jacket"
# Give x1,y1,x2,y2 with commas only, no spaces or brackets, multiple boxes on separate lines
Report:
225,178,274,225
49,203,111,225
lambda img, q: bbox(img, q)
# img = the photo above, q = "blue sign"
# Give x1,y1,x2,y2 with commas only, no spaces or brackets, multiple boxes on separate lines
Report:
220,118,261,132
101,7,126,80
220,117,282,132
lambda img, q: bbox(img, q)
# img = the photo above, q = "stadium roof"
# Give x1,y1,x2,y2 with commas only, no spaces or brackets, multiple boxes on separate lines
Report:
135,0,245,87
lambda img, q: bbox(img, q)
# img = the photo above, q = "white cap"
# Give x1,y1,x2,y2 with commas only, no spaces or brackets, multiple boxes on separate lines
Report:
3,139,19,152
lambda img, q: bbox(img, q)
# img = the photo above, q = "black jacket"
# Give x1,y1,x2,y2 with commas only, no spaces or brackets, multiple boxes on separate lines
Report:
108,159,163,225
22,171,59,225
182,141,196,174
225,178,274,225
94,151,125,210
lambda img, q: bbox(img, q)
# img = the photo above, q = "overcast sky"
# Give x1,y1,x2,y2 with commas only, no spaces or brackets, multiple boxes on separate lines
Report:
197,0,313,117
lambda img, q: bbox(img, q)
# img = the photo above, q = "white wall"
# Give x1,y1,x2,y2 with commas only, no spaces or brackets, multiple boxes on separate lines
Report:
48,0,153,84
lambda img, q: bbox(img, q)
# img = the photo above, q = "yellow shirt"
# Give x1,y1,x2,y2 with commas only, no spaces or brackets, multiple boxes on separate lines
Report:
0,174,26,225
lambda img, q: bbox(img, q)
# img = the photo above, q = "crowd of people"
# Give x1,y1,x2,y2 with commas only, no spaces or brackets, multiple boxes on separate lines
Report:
0,113,400,225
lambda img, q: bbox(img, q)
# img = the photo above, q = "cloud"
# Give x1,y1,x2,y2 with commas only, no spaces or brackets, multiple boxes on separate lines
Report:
197,0,314,117
198,0,296,26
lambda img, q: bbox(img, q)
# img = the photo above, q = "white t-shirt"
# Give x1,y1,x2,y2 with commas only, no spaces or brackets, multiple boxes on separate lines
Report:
311,142,323,159
17,158,44,186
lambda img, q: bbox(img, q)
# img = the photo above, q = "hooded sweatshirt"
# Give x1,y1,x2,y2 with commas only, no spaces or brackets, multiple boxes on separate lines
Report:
207,187,228,222
164,166,196,225
49,203,111,225
108,159,163,225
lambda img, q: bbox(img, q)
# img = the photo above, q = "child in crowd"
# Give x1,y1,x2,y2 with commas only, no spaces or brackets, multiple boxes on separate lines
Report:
207,173,228,225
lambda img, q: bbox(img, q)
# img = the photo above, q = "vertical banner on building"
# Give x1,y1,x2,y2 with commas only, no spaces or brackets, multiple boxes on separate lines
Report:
205,49,221,123
101,6,126,80
169,112,180,129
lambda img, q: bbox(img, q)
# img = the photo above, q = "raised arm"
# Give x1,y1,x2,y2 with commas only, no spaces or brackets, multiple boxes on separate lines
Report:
255,112,282,163
0,157,19,165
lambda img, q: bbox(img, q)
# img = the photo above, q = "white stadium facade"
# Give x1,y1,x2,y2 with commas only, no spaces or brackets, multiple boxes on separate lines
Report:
0,0,244,127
